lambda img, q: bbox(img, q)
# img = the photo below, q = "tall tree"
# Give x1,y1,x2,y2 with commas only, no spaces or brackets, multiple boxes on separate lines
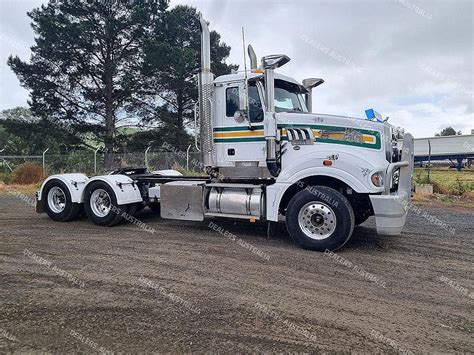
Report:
435,127,461,136
8,0,168,168
0,107,85,155
136,5,237,150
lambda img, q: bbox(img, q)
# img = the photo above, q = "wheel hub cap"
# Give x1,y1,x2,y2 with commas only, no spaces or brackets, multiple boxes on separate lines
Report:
298,202,337,240
47,187,66,213
90,189,112,218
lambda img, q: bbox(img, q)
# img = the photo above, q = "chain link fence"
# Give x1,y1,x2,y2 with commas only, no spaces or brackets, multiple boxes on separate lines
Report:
0,150,202,177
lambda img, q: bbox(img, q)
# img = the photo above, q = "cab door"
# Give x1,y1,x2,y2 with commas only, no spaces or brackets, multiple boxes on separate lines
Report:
214,81,266,168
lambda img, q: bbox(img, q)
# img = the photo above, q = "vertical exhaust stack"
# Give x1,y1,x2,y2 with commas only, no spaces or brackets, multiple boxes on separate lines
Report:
248,45,257,70
261,54,290,177
199,17,214,169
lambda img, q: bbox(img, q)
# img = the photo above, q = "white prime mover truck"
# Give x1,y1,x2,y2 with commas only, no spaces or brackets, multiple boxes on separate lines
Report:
35,19,414,251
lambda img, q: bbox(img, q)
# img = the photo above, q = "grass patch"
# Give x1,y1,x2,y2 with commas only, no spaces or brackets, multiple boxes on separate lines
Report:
0,183,41,196
414,168,474,195
170,162,206,176
412,192,474,209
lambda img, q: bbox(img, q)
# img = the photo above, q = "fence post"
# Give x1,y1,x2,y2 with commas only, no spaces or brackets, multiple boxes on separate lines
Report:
42,148,50,177
427,139,431,183
186,145,192,171
145,141,154,171
0,149,14,173
94,147,101,175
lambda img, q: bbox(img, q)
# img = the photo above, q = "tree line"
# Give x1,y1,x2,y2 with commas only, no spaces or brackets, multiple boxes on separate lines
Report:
2,0,236,168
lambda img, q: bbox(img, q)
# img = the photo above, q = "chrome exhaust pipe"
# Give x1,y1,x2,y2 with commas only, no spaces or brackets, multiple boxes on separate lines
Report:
248,44,257,70
264,66,280,177
199,17,214,168
262,55,290,177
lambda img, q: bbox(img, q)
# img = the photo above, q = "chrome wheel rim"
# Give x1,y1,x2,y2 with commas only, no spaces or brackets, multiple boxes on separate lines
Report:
298,202,337,240
47,187,66,213
90,189,112,218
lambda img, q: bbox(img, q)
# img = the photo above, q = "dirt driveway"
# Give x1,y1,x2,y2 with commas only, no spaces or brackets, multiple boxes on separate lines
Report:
0,195,473,353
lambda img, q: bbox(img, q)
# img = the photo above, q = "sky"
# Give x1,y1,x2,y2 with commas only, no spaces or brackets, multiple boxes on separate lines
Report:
0,0,472,138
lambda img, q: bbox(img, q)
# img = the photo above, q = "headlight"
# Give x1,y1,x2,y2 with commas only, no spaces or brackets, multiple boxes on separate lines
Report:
371,172,384,187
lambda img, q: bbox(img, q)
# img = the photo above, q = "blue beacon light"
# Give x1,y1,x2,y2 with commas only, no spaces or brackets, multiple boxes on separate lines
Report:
365,108,384,122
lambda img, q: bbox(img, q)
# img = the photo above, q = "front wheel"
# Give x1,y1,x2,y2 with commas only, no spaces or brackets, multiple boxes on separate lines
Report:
286,186,355,251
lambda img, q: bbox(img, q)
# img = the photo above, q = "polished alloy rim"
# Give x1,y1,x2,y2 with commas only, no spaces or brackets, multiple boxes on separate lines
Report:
298,202,337,240
90,189,111,218
47,186,66,213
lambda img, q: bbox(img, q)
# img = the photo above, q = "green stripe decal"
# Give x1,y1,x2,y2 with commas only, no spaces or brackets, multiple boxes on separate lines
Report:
213,124,382,149
214,125,264,132
214,137,266,143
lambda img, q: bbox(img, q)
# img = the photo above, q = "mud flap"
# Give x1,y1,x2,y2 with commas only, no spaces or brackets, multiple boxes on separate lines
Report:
35,192,46,214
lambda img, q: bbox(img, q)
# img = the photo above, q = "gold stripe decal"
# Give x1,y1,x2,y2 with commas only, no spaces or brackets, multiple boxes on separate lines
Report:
213,130,264,138
213,125,381,149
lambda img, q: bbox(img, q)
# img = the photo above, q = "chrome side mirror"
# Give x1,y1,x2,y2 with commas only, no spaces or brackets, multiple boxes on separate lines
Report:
302,78,324,90
302,78,324,112
262,54,290,70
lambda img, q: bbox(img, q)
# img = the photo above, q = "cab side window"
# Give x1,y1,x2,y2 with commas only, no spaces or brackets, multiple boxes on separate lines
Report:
225,83,263,122
248,83,263,122
226,87,239,117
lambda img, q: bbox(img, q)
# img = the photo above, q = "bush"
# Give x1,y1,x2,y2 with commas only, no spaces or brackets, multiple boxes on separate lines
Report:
0,172,12,184
431,181,449,195
415,171,431,184
454,176,466,195
11,162,44,185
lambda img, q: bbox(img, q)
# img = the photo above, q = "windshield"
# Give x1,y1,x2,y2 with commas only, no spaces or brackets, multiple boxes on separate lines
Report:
274,79,308,113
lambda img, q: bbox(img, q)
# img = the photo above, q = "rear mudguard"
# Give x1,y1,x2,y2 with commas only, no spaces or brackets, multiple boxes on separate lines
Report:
37,174,143,206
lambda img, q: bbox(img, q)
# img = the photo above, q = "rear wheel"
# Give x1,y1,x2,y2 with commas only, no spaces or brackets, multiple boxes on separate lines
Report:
84,181,126,226
286,186,355,251
42,179,81,222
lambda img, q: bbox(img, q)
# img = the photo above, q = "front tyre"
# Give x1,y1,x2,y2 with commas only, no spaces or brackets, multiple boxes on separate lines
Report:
84,181,126,226
286,186,355,251
42,179,82,222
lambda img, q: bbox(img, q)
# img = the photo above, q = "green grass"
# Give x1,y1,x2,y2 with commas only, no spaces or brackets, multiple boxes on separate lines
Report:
414,167,474,195
0,183,41,195
170,162,206,176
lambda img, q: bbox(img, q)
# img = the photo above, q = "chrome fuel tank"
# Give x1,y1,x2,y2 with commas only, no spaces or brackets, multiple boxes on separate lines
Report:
208,186,263,218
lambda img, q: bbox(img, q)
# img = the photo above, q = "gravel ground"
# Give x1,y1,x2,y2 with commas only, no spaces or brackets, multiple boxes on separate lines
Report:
0,195,473,353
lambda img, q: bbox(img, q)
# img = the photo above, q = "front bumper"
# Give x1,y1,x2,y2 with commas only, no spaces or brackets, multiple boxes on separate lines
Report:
370,192,409,235
370,133,414,236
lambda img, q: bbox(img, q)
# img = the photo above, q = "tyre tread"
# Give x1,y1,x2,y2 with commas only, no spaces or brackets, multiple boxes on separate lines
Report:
42,179,82,222
286,185,355,251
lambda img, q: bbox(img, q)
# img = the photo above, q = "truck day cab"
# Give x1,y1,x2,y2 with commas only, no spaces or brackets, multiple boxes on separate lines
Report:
36,19,414,251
